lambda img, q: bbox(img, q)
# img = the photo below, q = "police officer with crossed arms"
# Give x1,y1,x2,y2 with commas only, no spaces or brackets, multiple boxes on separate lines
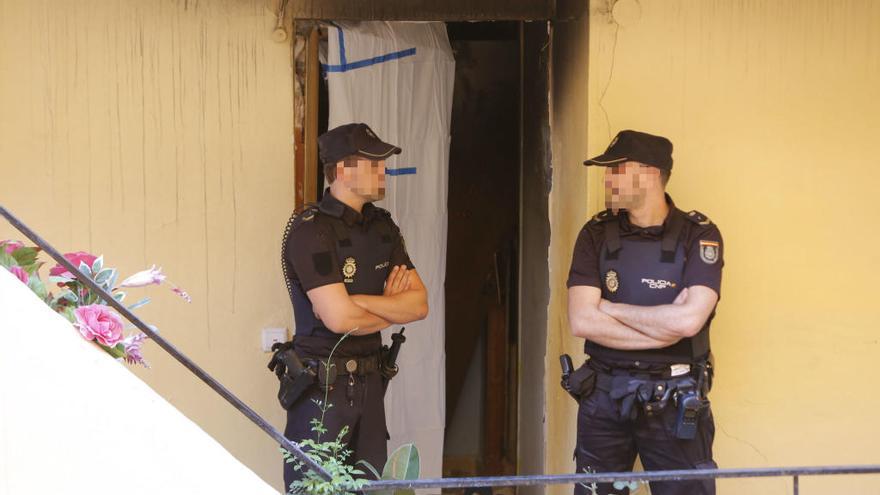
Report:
566,130,724,495
278,123,429,489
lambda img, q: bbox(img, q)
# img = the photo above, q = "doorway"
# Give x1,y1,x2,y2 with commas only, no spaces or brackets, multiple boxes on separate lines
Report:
442,20,520,479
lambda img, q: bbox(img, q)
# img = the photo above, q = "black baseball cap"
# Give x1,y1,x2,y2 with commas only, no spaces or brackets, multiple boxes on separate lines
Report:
583,130,673,171
318,123,402,165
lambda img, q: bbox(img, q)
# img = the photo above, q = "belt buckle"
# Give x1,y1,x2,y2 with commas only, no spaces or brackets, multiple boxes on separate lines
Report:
345,359,358,374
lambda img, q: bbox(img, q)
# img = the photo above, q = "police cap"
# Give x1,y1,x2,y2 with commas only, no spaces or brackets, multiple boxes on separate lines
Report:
583,130,673,171
318,123,402,165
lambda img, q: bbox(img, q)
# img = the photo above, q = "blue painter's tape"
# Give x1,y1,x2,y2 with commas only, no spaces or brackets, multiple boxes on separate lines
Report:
322,26,416,73
386,167,417,176
323,48,416,73
337,26,347,66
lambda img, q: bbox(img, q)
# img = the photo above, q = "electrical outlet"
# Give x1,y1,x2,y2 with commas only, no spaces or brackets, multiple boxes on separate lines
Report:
261,327,288,352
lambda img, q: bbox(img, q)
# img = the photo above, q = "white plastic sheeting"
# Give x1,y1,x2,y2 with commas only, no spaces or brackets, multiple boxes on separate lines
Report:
0,268,279,495
325,21,454,481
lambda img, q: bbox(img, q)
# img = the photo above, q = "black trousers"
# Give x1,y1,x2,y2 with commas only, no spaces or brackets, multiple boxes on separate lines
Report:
283,372,387,493
574,383,717,495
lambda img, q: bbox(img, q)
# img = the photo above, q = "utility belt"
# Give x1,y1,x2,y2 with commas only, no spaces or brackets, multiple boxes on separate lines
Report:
268,328,406,410
560,354,713,440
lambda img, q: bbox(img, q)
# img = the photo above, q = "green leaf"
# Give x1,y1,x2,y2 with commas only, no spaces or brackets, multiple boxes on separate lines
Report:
127,297,151,311
26,277,48,300
61,306,76,322
376,443,419,495
356,460,382,480
612,481,641,491
102,343,126,359
48,275,73,285
91,255,104,274
11,247,39,267
60,291,79,304
0,250,17,269
24,261,45,276
113,292,126,303
78,261,92,278
94,268,114,286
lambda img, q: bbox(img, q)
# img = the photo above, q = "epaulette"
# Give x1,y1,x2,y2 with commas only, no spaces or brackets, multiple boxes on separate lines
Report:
373,206,392,219
289,204,319,230
587,209,617,226
684,210,713,226
364,205,393,225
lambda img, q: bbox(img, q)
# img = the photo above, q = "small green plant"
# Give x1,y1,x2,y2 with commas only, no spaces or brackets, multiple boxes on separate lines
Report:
580,466,646,495
282,331,369,495
281,331,421,495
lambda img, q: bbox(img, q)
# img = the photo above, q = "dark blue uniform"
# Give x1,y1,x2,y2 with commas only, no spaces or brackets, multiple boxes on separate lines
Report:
281,191,413,488
567,195,723,495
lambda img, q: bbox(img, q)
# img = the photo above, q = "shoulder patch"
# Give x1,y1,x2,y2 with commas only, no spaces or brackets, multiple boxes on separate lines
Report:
685,210,712,226
588,209,617,226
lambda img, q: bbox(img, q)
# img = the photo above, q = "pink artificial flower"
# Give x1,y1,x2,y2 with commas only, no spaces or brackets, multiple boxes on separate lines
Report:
7,266,29,284
123,333,150,368
49,251,98,278
171,286,192,303
74,304,124,347
1,240,24,254
118,265,166,288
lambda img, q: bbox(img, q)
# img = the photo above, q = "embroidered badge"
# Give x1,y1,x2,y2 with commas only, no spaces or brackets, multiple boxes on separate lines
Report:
641,278,677,290
699,240,720,264
605,270,620,294
312,252,333,276
342,257,357,283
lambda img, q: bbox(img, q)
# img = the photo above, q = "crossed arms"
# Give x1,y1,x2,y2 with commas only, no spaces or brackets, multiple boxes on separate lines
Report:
306,266,429,336
567,285,718,350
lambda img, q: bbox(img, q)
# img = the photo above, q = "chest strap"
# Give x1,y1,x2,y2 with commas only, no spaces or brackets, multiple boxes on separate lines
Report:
604,220,622,260
603,209,686,263
660,211,685,263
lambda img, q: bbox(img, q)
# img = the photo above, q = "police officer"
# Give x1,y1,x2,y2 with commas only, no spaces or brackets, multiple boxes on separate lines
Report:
567,130,724,495
280,123,429,489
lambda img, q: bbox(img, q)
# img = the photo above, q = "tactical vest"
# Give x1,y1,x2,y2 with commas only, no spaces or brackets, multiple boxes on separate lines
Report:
586,209,711,364
281,200,397,357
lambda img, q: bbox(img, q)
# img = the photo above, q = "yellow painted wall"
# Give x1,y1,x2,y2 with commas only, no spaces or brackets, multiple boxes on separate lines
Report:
547,1,880,493
0,0,293,490
547,14,592,482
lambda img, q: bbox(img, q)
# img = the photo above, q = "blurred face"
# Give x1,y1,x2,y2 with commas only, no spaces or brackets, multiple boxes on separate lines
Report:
604,161,655,212
338,157,386,201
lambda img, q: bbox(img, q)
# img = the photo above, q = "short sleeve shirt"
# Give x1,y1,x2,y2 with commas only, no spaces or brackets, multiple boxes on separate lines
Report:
285,196,414,294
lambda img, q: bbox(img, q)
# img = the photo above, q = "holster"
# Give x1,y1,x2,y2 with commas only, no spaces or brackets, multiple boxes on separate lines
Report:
379,345,400,381
564,362,597,401
268,342,317,410
380,328,407,395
